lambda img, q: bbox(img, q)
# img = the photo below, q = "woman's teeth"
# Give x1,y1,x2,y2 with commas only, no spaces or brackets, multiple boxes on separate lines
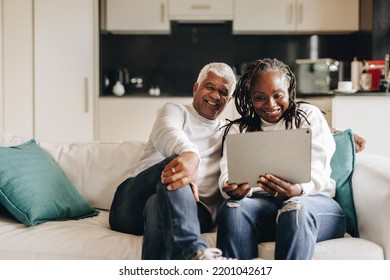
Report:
264,108,280,115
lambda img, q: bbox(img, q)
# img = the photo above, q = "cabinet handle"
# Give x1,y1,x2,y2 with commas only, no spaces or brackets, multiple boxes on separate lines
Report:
298,3,303,24
161,3,165,23
288,3,294,24
84,77,89,113
191,5,210,10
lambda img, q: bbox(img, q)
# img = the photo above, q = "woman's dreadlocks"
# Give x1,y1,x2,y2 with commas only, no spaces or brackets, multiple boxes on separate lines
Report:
221,58,310,156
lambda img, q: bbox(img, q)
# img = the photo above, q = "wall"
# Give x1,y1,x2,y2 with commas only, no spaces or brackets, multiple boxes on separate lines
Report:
100,22,372,97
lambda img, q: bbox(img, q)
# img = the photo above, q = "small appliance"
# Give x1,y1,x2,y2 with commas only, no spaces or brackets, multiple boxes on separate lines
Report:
295,58,340,94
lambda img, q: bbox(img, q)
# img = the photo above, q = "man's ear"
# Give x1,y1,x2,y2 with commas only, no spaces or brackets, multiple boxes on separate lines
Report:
192,83,199,96
227,95,232,103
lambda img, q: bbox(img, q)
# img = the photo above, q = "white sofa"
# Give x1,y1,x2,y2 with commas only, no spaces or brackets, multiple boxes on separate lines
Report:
0,132,389,260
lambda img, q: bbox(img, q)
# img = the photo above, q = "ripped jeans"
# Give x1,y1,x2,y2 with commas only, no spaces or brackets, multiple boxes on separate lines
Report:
216,194,346,260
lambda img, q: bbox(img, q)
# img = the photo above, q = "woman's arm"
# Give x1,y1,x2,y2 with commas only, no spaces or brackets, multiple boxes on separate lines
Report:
300,105,336,196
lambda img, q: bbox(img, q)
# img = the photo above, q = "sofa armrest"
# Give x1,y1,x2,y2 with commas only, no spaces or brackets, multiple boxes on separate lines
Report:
352,152,390,259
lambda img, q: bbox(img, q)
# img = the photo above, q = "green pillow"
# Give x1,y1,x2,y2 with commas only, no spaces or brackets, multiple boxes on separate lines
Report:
0,139,98,226
330,129,359,237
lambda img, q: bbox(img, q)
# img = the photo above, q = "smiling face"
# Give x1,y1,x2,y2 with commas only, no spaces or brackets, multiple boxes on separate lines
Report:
250,71,290,123
192,71,232,120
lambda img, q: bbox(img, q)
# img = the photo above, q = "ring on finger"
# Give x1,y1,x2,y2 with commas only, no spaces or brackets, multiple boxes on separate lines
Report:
171,167,176,174
273,191,278,197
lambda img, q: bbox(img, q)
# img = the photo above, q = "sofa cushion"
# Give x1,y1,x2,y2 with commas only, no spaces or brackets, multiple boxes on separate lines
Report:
0,139,98,226
0,210,142,259
0,132,146,210
331,129,359,237
38,140,146,210
258,237,383,260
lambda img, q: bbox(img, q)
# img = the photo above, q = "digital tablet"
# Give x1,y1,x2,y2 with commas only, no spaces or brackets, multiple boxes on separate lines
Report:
226,128,312,187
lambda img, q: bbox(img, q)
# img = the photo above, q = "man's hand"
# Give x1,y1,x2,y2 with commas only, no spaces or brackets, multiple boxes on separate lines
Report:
332,128,366,153
353,133,366,153
161,151,200,192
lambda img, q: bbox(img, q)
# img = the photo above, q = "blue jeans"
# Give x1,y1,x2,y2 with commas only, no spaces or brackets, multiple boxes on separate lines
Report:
109,156,211,259
216,194,346,260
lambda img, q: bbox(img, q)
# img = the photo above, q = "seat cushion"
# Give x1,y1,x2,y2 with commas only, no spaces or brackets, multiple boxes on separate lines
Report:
258,237,384,260
0,211,142,259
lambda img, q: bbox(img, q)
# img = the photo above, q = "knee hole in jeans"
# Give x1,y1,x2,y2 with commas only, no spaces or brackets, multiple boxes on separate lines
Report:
276,199,301,225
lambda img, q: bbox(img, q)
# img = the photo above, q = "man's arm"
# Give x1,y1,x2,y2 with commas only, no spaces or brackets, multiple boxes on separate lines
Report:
331,128,366,153
150,103,200,158
150,103,201,195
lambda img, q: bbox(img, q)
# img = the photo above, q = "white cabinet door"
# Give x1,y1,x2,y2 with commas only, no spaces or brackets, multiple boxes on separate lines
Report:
1,0,34,137
0,0,2,132
233,0,359,34
233,0,295,33
296,96,333,127
169,0,233,21
98,97,193,141
297,0,359,32
105,0,170,34
332,96,390,158
98,97,237,142
34,0,97,141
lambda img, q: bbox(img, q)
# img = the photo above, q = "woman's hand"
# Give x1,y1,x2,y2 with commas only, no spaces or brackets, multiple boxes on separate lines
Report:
222,181,251,199
257,174,302,199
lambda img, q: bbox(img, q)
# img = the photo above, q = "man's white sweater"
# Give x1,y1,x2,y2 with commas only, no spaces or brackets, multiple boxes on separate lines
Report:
129,102,227,224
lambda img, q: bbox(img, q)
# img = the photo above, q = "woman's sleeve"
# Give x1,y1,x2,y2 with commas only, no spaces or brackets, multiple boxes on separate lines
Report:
300,105,336,196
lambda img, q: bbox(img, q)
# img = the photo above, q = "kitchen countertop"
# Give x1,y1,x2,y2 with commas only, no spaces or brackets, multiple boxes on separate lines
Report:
101,91,390,98
334,91,390,96
297,91,390,98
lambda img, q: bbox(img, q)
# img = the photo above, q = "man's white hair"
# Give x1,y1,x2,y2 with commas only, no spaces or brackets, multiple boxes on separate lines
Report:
196,62,237,96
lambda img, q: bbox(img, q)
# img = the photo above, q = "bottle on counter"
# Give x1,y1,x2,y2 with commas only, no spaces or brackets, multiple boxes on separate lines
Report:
113,81,125,96
381,54,390,93
360,61,372,91
351,57,362,91
148,86,161,96
112,68,126,96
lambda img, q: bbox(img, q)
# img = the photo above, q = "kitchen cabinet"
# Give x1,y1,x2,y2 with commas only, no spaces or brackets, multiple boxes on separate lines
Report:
1,0,98,141
297,96,333,127
105,0,170,34
332,95,390,158
1,0,34,137
0,2,2,131
98,97,238,141
169,0,233,22
34,0,98,141
233,0,359,34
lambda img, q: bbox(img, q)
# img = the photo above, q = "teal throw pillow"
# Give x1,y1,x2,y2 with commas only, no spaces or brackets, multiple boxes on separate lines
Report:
330,129,359,237
0,140,98,226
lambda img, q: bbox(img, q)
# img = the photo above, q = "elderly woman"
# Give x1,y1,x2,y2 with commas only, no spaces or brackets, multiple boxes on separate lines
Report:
216,58,346,260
